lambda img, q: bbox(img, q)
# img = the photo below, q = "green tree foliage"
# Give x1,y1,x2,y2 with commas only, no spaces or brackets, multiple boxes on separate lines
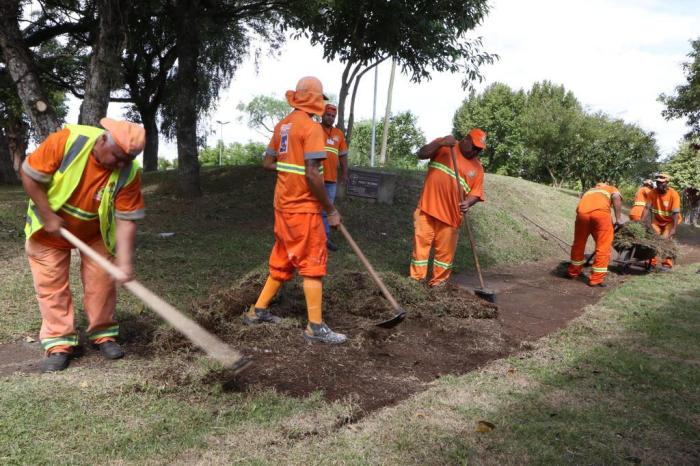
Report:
452,83,526,175
349,111,426,168
663,141,700,189
236,95,291,135
659,38,700,139
453,81,659,189
291,0,496,139
199,141,265,166
158,157,176,170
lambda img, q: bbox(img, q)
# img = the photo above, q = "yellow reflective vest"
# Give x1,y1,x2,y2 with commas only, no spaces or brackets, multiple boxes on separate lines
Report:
24,124,141,255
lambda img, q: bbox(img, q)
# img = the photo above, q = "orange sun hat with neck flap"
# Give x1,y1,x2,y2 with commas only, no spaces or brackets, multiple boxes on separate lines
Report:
99,118,146,156
285,76,327,117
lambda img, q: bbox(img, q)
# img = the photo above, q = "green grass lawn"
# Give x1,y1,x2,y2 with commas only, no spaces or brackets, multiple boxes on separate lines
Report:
1,166,696,464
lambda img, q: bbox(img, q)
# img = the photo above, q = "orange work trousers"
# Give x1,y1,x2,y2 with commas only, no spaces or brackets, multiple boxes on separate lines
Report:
567,210,614,285
268,210,327,281
649,222,674,268
410,208,459,287
26,237,119,355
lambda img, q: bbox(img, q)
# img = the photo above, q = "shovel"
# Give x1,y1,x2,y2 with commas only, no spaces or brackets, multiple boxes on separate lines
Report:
449,146,496,303
338,224,407,328
59,228,251,374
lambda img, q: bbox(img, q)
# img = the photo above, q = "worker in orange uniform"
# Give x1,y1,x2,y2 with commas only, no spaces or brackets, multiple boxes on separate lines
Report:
629,179,654,221
642,173,681,271
244,76,346,344
21,118,145,372
567,183,623,286
320,103,348,251
409,129,486,287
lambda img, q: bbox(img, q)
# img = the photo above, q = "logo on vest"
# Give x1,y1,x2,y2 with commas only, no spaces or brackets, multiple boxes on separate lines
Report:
467,170,476,178
95,186,105,201
663,200,670,207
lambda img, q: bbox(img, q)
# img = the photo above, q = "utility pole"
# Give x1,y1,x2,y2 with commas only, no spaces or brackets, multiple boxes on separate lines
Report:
379,59,396,167
370,65,379,167
215,120,230,166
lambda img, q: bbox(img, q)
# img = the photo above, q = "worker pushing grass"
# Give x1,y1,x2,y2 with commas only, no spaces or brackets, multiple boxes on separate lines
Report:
409,128,486,287
642,173,682,271
244,76,347,344
567,182,624,287
21,118,146,372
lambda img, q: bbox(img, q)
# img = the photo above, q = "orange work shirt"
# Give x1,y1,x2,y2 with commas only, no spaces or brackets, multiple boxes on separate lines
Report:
646,188,681,225
632,186,652,208
23,128,145,250
266,110,326,213
417,141,484,228
320,126,348,183
576,183,620,215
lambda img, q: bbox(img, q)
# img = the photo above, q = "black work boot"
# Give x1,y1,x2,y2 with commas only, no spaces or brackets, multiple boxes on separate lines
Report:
97,340,124,359
42,352,70,373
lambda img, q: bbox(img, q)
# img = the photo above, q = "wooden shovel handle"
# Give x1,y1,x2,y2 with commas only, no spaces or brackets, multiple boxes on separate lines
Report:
448,146,486,290
59,228,245,369
338,224,401,312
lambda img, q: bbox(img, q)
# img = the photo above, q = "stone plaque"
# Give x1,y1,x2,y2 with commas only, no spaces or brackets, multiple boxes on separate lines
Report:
346,169,381,199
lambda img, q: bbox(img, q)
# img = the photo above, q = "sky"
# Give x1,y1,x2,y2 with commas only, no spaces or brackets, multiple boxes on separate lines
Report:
72,0,700,161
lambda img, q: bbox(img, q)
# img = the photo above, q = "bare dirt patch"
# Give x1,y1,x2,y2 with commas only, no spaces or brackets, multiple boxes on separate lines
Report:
152,270,507,412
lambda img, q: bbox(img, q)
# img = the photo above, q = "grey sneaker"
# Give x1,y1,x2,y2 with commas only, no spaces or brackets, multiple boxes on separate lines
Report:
242,305,281,325
304,322,347,344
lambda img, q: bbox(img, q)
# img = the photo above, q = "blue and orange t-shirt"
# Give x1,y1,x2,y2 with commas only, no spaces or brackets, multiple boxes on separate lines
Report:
265,110,327,213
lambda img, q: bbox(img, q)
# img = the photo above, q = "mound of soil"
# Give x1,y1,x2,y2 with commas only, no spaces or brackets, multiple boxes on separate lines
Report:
152,270,508,412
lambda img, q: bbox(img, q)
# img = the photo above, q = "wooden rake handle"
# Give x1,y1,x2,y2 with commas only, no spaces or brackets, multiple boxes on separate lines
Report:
338,224,401,312
59,228,246,369
448,146,486,290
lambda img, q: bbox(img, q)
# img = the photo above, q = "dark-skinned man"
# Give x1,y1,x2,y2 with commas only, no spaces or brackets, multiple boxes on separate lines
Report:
320,103,348,251
567,182,624,286
642,173,681,271
21,118,145,372
410,129,486,287
245,76,346,344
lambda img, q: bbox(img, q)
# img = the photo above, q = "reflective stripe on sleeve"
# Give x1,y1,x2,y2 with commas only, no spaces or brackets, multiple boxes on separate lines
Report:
115,209,145,220
304,151,326,160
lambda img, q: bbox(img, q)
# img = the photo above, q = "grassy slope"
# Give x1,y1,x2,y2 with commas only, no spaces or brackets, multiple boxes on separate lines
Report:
4,166,679,464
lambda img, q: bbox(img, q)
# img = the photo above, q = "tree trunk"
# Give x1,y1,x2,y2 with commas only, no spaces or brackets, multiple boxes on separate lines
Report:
141,107,159,171
79,0,125,126
5,117,28,175
336,61,353,134
346,59,384,143
0,0,59,140
173,0,201,197
0,131,18,184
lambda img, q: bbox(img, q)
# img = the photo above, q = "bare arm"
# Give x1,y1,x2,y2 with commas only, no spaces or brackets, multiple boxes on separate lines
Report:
262,155,277,171
459,195,481,214
339,155,348,185
115,218,137,283
305,159,341,226
417,135,457,159
612,193,623,225
21,171,63,235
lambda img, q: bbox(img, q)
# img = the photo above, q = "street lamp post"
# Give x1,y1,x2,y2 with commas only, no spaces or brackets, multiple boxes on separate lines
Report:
215,120,230,166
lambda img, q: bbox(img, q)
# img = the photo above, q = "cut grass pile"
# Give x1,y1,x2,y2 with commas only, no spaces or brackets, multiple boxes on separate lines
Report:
613,221,679,259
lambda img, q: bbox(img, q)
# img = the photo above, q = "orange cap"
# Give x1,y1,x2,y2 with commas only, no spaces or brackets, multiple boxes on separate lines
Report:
100,118,146,156
468,128,487,149
655,173,671,182
285,76,327,116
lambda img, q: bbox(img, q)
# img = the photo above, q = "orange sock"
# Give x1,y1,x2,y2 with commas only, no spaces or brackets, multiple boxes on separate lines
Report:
303,277,323,324
254,276,283,309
